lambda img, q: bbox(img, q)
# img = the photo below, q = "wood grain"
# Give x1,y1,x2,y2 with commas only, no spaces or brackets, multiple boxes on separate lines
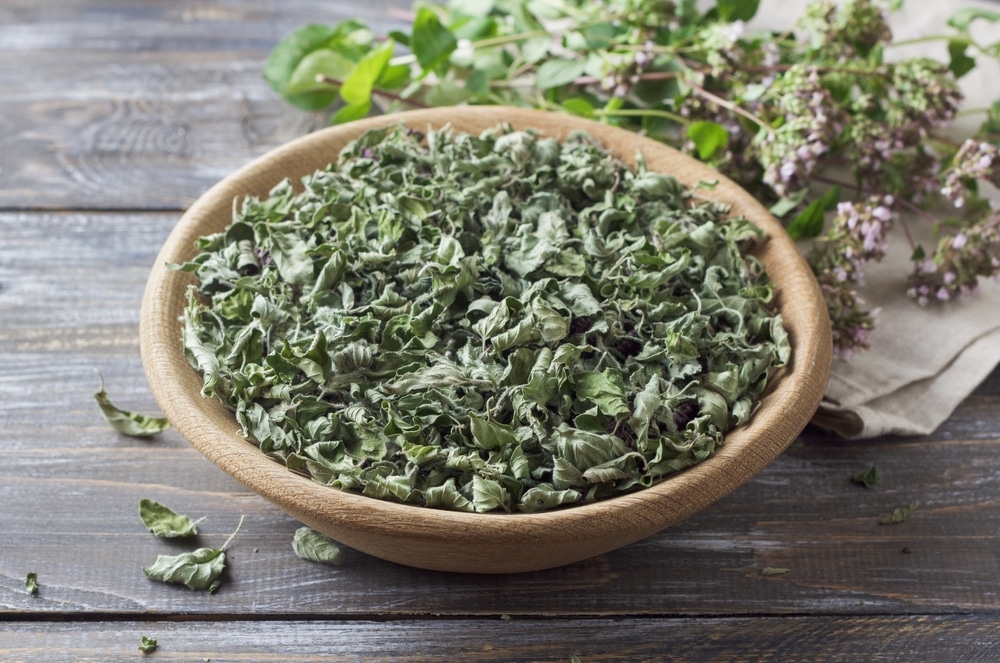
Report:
2,616,1000,662
3,0,1000,655
2,210,999,618
0,0,410,211
0,53,320,210
0,0,411,52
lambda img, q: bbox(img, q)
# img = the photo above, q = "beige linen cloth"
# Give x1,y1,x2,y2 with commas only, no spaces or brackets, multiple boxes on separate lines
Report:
810,225,1000,438
753,1,1000,438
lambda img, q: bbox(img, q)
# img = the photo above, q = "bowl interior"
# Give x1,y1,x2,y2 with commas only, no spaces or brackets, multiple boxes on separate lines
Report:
140,106,832,573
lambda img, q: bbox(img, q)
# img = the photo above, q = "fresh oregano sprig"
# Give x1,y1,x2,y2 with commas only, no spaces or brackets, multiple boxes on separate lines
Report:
177,123,789,513
263,0,1000,359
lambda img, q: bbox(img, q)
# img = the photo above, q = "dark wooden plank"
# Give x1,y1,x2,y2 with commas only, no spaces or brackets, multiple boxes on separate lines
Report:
0,0,410,211
0,0,410,52
3,616,1000,662
3,211,1000,620
0,53,323,210
0,212,173,445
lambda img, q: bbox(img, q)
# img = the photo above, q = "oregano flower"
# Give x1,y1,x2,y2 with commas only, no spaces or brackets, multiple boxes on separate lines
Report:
261,0,1000,358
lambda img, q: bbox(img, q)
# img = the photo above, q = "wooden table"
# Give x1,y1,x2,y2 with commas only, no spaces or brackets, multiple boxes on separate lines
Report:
2,2,999,660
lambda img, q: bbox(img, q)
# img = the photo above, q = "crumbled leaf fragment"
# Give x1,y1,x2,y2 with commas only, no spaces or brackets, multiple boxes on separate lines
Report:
880,502,917,525
25,572,38,596
761,566,790,576
139,499,202,538
138,636,158,654
291,527,344,565
94,374,170,438
851,465,881,489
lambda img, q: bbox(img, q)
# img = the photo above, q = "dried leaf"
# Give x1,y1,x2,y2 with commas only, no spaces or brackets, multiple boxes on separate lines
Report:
851,465,881,489
143,516,243,592
291,527,344,565
139,499,202,538
880,502,917,525
94,373,170,438
143,548,226,593
138,636,158,654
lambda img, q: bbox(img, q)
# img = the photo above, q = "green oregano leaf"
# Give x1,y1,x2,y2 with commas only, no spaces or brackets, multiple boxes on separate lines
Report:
285,48,356,96
25,572,38,596
947,39,976,79
880,502,917,525
535,58,586,89
686,120,729,160
716,0,760,21
143,548,227,593
787,185,841,240
339,39,394,106
138,636,158,654
263,24,342,111
139,499,203,538
561,97,595,118
761,567,790,576
948,8,1000,31
143,516,244,592
94,374,170,438
851,465,881,489
411,7,458,72
291,527,344,565
768,188,809,218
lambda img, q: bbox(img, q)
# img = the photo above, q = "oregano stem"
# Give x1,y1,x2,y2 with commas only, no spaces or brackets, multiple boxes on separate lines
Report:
220,515,245,552
888,34,956,47
595,107,690,125
687,80,768,129
316,75,431,109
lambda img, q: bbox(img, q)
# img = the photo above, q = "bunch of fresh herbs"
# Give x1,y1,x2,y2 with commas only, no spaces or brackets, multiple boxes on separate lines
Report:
177,123,789,513
263,0,1000,358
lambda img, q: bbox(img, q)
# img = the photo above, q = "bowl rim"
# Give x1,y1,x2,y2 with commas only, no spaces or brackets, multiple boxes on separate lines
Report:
140,105,832,573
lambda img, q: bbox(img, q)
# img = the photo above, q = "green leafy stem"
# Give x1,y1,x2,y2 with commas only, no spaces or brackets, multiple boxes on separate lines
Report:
262,0,1000,358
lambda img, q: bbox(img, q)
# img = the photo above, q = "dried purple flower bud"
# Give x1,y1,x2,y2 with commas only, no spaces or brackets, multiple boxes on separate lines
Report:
908,212,1000,304
941,139,1000,207
755,65,841,197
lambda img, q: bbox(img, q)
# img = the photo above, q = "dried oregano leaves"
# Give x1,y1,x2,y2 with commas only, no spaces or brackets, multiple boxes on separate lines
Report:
176,124,790,513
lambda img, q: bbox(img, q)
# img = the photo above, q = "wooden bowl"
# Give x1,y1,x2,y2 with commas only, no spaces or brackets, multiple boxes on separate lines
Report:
140,106,832,574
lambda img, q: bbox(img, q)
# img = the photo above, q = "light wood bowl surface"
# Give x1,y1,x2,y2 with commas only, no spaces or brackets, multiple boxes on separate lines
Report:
140,106,832,574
